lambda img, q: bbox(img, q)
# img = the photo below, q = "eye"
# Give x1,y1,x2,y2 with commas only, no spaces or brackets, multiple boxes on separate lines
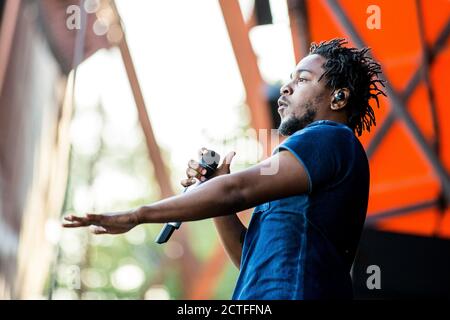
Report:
296,77,307,84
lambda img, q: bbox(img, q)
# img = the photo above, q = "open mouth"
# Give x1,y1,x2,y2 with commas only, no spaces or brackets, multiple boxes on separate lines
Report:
277,98,288,108
277,98,288,116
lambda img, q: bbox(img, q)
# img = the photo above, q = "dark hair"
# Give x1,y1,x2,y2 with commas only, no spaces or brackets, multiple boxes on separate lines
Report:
309,38,386,136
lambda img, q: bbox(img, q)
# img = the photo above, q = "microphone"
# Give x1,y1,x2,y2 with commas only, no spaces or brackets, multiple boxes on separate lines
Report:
154,149,221,244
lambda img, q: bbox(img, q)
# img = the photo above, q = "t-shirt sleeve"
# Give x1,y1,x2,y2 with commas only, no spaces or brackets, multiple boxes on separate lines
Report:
275,126,346,194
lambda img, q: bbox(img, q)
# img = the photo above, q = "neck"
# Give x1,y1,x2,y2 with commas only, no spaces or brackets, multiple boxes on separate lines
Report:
315,112,348,126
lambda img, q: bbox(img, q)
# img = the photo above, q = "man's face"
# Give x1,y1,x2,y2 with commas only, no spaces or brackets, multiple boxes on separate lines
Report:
278,54,331,136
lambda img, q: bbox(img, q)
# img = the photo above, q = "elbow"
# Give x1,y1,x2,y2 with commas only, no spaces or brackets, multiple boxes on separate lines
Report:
219,174,246,213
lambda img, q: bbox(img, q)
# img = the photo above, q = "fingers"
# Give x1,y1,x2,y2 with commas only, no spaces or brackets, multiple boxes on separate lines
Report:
62,213,102,228
186,167,197,179
220,151,236,170
188,159,200,171
181,178,196,187
63,215,89,227
64,215,80,222
188,160,207,175
185,160,207,183
179,148,211,187
223,151,236,166
91,226,108,234
62,222,84,228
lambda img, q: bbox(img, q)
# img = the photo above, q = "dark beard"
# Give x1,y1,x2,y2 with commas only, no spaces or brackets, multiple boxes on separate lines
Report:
278,104,317,136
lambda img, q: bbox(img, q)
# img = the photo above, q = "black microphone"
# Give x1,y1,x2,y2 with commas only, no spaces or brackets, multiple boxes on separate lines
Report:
154,150,221,244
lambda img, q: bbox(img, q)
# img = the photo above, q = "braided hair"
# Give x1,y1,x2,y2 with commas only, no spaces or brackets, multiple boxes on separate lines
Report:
310,38,386,136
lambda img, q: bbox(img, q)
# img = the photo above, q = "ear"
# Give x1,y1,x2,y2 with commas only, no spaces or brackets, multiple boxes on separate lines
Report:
330,88,350,111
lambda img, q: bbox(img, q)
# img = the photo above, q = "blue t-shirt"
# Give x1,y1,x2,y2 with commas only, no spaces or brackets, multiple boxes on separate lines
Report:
232,120,370,300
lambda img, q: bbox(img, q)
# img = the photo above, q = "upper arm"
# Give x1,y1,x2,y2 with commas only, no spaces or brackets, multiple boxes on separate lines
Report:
220,126,348,211
229,150,310,209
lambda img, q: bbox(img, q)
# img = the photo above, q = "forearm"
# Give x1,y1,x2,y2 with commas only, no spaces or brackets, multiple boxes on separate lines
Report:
136,175,245,224
213,215,246,269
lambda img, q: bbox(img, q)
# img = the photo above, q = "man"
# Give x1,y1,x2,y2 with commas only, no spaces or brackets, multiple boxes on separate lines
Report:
63,38,385,299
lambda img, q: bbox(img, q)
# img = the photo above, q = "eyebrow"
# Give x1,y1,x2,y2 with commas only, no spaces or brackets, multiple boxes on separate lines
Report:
290,68,314,79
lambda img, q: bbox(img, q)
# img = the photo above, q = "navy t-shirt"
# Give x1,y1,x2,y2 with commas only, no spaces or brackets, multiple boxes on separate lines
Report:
232,120,370,300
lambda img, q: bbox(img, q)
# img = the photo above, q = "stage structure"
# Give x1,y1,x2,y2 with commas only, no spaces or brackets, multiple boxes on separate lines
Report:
0,0,449,298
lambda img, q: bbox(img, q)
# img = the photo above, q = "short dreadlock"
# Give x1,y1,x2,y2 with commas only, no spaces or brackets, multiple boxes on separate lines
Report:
310,38,386,136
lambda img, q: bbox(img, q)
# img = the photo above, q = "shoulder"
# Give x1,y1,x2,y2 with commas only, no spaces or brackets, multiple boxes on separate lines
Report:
282,120,356,149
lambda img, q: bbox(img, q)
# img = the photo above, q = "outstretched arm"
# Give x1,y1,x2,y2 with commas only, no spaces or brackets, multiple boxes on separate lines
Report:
63,151,309,234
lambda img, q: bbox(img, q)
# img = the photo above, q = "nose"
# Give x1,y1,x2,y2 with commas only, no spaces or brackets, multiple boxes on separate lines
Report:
280,83,293,96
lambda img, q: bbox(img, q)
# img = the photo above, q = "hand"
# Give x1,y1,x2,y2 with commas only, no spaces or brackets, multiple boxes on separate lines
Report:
62,210,140,234
181,148,236,187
